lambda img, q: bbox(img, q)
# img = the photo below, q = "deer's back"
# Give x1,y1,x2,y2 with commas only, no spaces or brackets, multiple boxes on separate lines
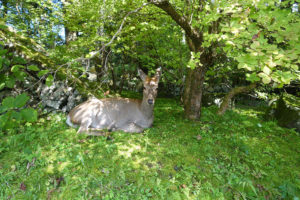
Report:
68,97,144,127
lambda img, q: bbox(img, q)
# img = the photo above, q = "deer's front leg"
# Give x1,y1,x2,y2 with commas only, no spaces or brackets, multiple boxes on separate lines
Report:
78,126,108,136
77,119,108,136
120,123,144,133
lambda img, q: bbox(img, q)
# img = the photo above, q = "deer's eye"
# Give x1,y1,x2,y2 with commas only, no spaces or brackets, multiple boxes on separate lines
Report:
143,87,146,90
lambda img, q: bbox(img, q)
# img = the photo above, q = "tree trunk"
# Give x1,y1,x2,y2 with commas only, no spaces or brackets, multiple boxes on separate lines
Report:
2,0,8,18
217,83,257,115
183,65,205,119
62,1,77,45
94,51,106,82
149,0,214,120
110,65,117,92
183,47,213,119
65,28,77,45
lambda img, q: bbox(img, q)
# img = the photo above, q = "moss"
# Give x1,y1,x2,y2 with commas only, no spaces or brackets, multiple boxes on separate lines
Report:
274,95,299,131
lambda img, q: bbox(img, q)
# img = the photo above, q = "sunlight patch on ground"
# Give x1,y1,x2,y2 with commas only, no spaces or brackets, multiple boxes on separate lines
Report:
46,164,54,174
117,143,142,158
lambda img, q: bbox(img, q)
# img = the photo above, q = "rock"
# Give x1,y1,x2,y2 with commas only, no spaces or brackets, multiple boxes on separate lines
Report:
265,94,300,132
39,81,84,112
202,83,232,107
87,73,97,82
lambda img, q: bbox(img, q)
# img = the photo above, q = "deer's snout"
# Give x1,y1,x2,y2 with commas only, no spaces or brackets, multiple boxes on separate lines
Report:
148,99,154,105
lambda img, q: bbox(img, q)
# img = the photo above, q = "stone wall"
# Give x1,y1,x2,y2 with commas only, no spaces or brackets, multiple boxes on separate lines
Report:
37,81,84,113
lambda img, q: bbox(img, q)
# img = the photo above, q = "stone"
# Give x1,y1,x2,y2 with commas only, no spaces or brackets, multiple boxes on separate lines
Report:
265,94,300,132
39,81,84,112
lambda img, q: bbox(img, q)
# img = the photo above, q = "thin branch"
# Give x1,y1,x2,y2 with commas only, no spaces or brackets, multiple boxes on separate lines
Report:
59,2,151,68
148,0,201,42
217,83,257,115
24,75,47,91
104,50,112,71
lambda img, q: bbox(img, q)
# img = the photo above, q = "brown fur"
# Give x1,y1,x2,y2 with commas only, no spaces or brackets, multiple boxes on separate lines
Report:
66,68,162,135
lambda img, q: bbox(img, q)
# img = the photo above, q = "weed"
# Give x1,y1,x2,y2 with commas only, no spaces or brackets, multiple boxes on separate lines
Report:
0,98,299,199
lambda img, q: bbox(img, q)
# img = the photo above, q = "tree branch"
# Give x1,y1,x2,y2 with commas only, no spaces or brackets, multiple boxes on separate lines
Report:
148,0,201,43
60,2,151,68
217,83,257,115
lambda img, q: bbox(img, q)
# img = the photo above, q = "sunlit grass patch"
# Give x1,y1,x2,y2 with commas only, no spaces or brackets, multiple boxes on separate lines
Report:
0,98,299,199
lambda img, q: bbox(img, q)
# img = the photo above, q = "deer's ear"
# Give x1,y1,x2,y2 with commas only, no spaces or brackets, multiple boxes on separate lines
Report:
155,67,162,80
138,69,147,81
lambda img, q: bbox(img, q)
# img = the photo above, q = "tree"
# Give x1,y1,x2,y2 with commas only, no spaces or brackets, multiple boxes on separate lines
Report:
147,0,209,119
148,0,299,119
2,0,299,120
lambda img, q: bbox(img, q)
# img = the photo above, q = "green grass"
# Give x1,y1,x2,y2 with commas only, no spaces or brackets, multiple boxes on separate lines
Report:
0,98,299,199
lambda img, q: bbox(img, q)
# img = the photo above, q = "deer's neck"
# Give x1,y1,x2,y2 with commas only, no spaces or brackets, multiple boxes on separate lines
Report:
141,97,154,119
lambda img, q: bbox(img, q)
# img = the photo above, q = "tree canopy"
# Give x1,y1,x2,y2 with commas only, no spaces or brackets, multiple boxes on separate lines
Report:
0,0,299,121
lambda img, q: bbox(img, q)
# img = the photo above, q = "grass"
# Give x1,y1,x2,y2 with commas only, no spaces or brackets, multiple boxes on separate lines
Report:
0,97,299,199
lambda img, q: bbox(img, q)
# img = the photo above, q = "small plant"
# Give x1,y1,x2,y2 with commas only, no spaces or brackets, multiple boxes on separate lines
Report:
0,99,299,199
0,93,37,132
0,45,37,133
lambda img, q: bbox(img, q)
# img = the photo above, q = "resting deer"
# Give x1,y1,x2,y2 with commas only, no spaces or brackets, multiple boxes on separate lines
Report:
66,68,161,135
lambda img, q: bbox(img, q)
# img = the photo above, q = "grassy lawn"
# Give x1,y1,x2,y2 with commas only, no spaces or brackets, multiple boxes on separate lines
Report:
0,97,299,199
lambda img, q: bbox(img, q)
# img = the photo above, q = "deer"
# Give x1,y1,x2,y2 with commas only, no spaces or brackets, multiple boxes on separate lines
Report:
66,67,162,135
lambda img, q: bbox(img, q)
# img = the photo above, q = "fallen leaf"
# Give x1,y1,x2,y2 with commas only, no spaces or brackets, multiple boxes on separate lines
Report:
252,31,261,40
196,135,202,140
11,165,16,172
174,165,182,171
27,157,36,170
47,188,56,200
20,182,26,191
106,135,114,141
104,90,110,96
146,162,153,168
56,176,64,187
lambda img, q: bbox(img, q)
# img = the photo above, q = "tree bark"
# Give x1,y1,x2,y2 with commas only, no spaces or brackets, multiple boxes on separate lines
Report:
2,0,8,18
148,0,201,42
62,1,77,45
149,0,209,120
183,65,205,119
65,28,77,45
217,83,257,115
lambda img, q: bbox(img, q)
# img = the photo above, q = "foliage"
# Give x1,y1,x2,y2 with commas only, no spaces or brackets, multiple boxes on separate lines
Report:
0,97,299,199
0,1,299,198
0,93,37,132
218,0,300,87
1,0,63,47
1,0,299,102
0,40,38,132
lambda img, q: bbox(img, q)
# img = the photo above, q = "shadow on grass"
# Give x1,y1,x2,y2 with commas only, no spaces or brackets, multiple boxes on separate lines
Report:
0,98,299,199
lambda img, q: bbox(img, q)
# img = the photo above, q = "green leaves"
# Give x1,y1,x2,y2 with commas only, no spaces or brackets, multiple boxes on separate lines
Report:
0,82,5,90
14,93,30,108
246,73,260,82
11,65,24,72
37,70,49,77
2,97,15,110
220,1,300,88
187,52,201,69
262,66,271,75
258,72,271,84
0,93,37,131
27,65,39,71
1,93,29,111
46,75,54,86
20,108,37,122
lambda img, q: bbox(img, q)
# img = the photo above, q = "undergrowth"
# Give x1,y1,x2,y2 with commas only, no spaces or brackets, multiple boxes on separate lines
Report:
0,98,299,199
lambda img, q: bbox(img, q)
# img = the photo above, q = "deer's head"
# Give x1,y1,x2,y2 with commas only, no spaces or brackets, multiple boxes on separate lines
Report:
138,67,162,106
